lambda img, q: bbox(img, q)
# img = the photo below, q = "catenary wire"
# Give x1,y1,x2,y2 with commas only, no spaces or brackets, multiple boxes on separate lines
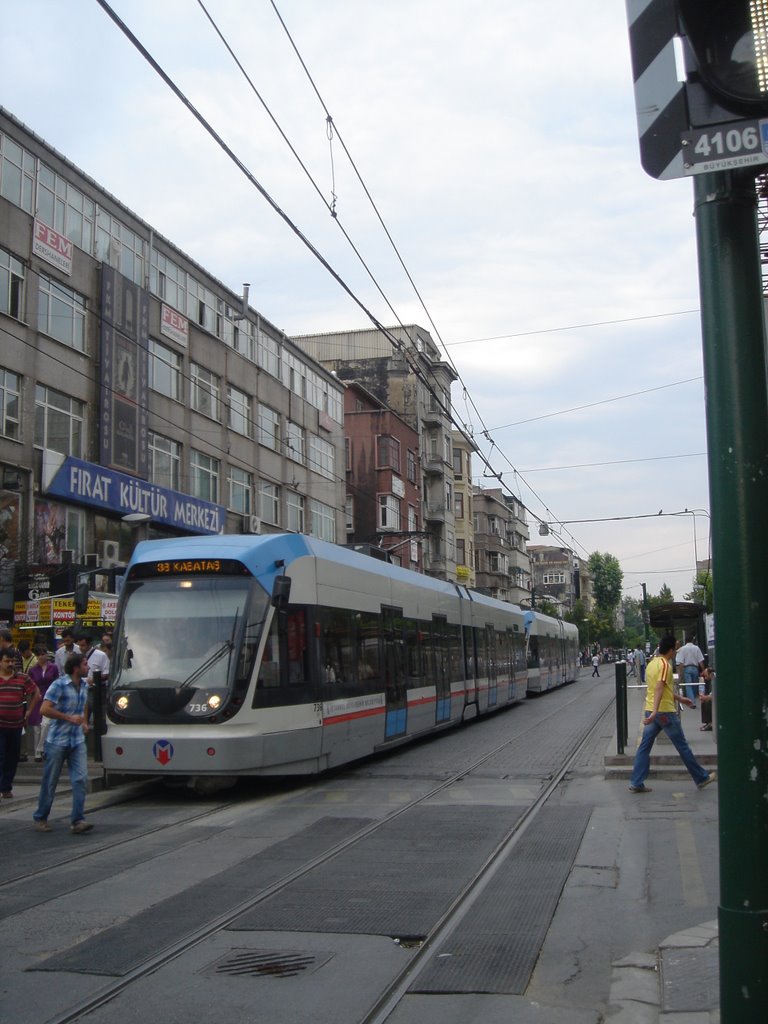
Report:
448,308,701,347
265,0,586,539
92,0,584,549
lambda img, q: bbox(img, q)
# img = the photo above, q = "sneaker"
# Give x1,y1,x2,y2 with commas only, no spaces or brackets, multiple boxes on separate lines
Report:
34,820,53,833
1,791,12,799
70,820,93,834
629,784,652,793
698,771,717,790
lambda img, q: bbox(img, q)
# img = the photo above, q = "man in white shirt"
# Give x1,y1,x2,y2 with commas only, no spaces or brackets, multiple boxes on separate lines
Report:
54,629,76,677
634,646,647,683
676,635,705,708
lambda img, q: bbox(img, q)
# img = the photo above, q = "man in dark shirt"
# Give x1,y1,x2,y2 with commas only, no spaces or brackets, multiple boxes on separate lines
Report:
0,651,41,798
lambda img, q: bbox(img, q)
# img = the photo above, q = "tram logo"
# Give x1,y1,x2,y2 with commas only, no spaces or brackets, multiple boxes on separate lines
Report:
153,739,174,765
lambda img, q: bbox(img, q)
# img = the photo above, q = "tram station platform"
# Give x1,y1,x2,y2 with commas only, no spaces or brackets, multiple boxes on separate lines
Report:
599,675,720,1023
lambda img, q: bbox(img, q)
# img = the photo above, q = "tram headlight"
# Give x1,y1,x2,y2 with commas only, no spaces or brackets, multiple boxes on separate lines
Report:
208,694,222,710
115,695,130,712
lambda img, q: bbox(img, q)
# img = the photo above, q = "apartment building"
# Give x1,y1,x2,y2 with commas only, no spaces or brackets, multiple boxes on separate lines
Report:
0,108,345,621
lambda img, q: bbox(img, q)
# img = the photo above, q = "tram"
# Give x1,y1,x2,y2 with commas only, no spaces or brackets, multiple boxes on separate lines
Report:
102,534,579,779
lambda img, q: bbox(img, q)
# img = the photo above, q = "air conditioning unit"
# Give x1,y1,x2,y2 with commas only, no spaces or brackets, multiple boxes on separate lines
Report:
100,540,123,568
243,515,261,535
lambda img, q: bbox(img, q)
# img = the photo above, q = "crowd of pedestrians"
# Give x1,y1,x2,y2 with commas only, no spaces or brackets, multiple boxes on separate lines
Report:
0,627,111,835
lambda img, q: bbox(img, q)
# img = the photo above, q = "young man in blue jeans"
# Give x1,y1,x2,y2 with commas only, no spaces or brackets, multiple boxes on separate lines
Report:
32,652,93,834
629,634,716,794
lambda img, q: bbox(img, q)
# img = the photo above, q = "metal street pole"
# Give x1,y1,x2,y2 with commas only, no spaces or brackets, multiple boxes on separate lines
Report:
641,582,650,648
693,169,768,1020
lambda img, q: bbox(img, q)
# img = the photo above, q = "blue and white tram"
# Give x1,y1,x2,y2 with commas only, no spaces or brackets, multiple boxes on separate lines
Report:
525,611,581,694
103,534,579,779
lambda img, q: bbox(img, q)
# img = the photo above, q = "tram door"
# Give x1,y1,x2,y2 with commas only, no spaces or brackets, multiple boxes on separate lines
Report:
486,625,498,707
382,607,407,740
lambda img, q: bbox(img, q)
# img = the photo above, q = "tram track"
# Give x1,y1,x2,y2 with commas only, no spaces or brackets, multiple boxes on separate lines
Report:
38,678,612,1024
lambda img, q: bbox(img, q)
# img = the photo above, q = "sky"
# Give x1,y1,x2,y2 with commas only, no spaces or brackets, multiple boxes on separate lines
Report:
0,0,714,601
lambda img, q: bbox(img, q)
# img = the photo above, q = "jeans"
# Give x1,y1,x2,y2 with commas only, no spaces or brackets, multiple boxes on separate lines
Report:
0,727,22,792
33,741,88,824
630,711,710,788
682,665,699,704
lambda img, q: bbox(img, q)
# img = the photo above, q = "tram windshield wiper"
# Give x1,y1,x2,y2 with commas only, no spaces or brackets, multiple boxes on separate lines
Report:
179,610,241,690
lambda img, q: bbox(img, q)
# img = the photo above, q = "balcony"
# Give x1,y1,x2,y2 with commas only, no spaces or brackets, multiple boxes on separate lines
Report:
422,455,445,476
423,502,449,522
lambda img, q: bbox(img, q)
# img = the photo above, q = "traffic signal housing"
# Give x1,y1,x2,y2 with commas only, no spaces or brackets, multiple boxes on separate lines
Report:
626,0,768,179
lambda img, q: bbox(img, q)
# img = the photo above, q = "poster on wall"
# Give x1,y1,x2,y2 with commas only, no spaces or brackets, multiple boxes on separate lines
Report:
99,264,149,478
0,492,20,562
33,500,67,564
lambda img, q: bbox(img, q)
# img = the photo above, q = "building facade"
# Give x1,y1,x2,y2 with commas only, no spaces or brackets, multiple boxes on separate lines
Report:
451,430,476,587
0,108,345,623
293,325,458,581
472,486,531,606
343,380,423,570
527,544,593,616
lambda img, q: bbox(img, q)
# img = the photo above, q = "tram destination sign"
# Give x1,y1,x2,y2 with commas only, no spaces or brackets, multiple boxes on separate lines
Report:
129,559,252,579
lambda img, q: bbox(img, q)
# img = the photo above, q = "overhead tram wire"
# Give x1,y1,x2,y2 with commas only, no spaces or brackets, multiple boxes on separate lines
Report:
92,0,399,355
94,0,526,512
448,308,701,347
195,0,488,462
266,0,581,540
193,0,427,352
94,0,583,551
90,1,483,482
490,376,704,431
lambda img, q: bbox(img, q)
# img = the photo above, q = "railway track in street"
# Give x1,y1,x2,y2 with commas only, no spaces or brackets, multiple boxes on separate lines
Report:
0,671,618,1024
16,675,613,1024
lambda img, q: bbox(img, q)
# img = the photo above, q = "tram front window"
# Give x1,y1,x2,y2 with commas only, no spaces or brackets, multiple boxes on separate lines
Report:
110,577,268,720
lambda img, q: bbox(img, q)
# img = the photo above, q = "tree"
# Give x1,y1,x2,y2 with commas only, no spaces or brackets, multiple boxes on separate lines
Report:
587,552,623,613
536,598,560,618
685,570,713,612
647,583,674,608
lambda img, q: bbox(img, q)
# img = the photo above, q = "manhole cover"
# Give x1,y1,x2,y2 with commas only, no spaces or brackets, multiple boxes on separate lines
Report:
202,948,333,979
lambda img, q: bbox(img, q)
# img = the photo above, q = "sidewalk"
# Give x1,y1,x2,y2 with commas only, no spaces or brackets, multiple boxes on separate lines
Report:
0,753,153,818
603,676,720,1022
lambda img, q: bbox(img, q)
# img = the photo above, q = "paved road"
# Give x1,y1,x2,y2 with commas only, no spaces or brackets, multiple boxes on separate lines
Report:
0,668,719,1023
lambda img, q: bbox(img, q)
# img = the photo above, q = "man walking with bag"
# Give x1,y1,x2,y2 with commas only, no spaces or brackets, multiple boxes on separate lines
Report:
629,634,716,794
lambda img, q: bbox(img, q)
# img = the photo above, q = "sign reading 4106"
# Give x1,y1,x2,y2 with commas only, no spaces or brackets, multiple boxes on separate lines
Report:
681,120,768,175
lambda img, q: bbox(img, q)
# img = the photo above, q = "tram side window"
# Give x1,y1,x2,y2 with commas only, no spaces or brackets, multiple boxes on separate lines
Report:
257,617,280,689
527,635,540,669
497,630,510,680
287,610,309,686
404,619,424,684
318,606,355,688
463,625,476,681
476,627,488,679
447,622,462,683
356,611,381,686
513,632,526,674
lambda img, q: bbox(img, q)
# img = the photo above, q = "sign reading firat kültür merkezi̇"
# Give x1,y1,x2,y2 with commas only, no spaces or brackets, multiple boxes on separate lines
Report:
43,453,225,535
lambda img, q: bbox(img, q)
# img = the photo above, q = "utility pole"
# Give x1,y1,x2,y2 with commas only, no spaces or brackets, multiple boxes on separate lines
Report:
641,582,650,649
693,169,768,1018
625,7,768,1015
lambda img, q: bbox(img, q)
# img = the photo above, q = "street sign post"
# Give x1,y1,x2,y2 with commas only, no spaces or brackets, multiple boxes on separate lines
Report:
626,0,768,179
625,4,768,1019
